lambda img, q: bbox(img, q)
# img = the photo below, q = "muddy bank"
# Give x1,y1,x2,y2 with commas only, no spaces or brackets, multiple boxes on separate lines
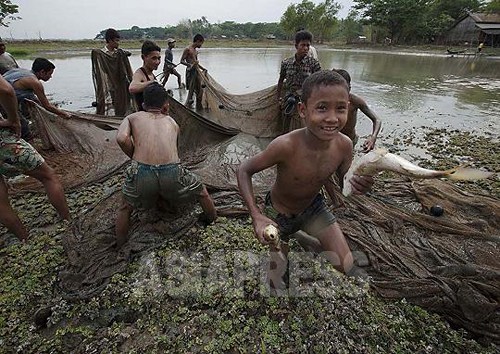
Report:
0,126,498,353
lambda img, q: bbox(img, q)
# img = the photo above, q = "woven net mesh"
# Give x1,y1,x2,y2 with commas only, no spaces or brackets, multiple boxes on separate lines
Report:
6,62,498,343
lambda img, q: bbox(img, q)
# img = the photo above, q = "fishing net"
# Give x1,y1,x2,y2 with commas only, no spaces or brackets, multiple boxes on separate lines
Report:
91,49,137,116
194,68,283,138
8,100,127,193
4,67,499,344
340,178,500,342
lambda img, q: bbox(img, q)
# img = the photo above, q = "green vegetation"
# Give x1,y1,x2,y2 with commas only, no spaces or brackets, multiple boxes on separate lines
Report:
89,0,498,45
2,0,499,47
280,0,340,42
4,39,500,61
3,39,294,58
485,0,500,12
97,21,288,41
352,0,485,44
0,0,18,27
0,129,498,353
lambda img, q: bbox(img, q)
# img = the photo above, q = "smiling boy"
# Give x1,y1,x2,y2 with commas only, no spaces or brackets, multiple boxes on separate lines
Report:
237,70,373,287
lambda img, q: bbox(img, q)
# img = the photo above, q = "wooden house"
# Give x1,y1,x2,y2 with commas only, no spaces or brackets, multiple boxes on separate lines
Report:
442,12,500,47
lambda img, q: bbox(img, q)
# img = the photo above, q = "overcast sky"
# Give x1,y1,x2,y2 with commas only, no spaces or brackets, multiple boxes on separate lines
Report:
0,0,355,40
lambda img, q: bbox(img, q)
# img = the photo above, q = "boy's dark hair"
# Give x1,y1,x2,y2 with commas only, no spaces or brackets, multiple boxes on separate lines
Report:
295,30,313,45
301,70,349,104
332,69,351,84
141,40,161,56
193,33,204,43
144,82,168,109
104,28,120,43
32,58,55,73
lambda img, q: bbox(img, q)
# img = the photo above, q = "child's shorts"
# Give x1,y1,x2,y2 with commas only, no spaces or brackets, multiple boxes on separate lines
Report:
122,160,203,209
263,192,337,243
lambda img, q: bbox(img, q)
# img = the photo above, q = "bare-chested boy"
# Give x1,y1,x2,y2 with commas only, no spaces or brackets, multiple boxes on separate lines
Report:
115,82,217,247
129,40,161,111
180,33,207,110
237,70,373,287
333,69,381,152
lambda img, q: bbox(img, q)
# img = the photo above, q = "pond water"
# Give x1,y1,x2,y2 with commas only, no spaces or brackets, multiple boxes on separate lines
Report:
16,47,500,142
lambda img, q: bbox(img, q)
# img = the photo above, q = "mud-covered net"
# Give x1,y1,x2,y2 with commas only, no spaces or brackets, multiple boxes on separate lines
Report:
9,71,498,343
8,100,127,193
194,68,283,138
341,179,500,342
91,49,137,116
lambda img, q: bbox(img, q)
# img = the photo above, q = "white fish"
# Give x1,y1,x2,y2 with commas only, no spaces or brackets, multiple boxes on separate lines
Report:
343,148,495,197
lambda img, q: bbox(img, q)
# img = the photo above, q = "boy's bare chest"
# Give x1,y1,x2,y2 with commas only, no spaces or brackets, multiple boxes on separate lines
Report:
285,151,339,184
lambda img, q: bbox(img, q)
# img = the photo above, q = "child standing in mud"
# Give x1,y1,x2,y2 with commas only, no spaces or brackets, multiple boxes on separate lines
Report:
333,69,381,152
115,82,216,247
237,70,373,288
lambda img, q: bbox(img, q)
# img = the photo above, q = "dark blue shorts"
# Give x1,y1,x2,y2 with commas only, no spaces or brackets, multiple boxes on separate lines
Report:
263,193,337,242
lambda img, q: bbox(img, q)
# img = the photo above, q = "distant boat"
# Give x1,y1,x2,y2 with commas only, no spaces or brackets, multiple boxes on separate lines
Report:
446,48,468,56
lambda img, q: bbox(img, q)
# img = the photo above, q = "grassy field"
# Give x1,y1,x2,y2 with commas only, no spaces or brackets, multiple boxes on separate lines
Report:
5,39,500,58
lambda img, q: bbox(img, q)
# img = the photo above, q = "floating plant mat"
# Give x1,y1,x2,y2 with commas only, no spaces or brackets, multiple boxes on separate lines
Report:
6,70,499,343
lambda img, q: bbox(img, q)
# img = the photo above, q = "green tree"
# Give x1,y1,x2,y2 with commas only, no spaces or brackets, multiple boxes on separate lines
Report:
176,19,193,40
484,0,500,12
280,0,340,41
0,0,19,27
338,10,365,43
353,0,433,43
431,0,484,20
310,0,340,42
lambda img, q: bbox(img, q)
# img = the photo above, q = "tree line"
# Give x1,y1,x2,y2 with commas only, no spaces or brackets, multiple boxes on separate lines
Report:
1,0,499,45
97,0,499,45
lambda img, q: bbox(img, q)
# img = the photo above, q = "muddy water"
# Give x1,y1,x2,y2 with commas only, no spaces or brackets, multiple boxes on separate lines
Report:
16,47,500,141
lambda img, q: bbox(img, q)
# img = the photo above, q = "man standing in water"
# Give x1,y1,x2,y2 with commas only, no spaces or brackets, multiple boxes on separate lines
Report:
180,34,207,110
129,40,161,111
161,38,183,89
0,75,70,242
115,82,217,247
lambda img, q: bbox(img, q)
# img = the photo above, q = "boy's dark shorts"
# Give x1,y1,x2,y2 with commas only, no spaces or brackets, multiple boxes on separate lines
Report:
122,161,203,209
263,193,337,243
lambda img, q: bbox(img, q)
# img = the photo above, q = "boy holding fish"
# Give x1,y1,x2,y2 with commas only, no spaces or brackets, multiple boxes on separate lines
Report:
237,70,373,287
